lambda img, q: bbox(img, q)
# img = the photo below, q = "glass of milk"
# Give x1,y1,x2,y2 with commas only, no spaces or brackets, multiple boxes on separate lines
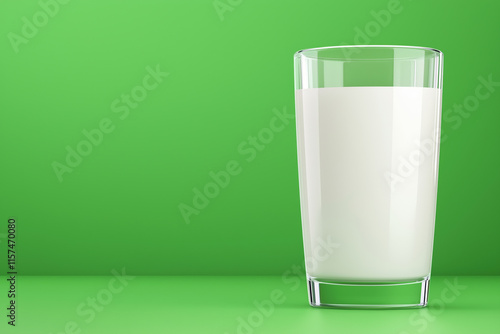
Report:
294,45,443,308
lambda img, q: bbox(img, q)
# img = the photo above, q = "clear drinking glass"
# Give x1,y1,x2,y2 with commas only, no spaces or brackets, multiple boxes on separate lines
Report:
294,45,443,308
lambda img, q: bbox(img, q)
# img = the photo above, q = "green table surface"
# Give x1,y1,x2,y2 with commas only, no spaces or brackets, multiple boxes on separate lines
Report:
1,276,499,333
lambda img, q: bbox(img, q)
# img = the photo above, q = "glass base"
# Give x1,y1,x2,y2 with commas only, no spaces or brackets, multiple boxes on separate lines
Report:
307,276,429,309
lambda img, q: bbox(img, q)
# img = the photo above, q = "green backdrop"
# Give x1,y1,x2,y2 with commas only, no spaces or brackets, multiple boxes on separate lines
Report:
0,0,499,276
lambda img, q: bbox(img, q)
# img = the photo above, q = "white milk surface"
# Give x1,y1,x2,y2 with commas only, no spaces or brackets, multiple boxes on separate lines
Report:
295,87,441,282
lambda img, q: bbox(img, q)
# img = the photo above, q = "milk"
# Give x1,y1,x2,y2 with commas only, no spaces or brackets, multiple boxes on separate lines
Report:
295,87,442,282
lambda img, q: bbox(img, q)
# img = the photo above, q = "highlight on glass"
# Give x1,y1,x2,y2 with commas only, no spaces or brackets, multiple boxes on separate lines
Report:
294,45,443,308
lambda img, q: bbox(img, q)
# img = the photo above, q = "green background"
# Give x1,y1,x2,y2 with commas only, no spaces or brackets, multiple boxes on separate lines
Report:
0,276,499,334
0,0,499,277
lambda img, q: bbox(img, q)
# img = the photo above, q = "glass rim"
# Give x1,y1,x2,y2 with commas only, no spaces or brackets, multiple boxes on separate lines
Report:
294,45,443,59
